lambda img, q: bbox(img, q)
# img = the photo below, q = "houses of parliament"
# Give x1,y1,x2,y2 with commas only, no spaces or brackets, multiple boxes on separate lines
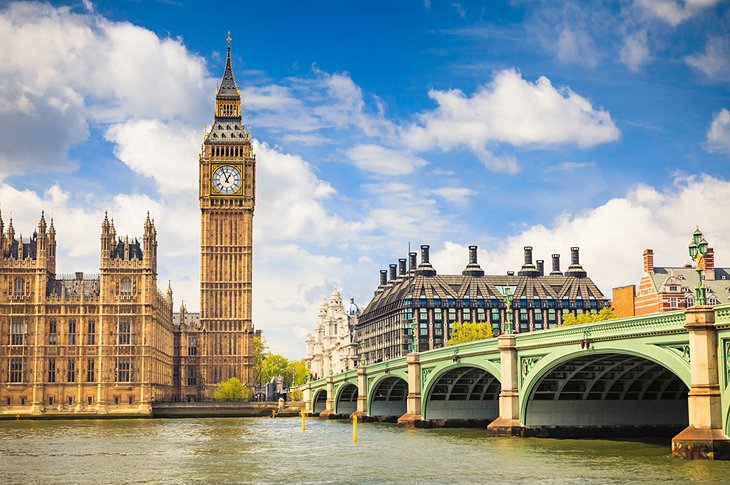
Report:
0,37,256,416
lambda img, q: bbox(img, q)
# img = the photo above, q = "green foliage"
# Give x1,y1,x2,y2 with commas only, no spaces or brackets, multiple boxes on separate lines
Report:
286,359,309,387
213,377,252,402
447,321,493,346
261,354,293,386
252,336,266,386
561,307,615,327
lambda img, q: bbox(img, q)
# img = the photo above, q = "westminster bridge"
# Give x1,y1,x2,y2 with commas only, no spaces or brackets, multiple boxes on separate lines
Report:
303,304,730,459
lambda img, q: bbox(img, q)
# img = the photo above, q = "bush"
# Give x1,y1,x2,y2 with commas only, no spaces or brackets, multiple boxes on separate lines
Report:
289,388,303,402
562,307,615,327
214,377,252,402
447,321,493,346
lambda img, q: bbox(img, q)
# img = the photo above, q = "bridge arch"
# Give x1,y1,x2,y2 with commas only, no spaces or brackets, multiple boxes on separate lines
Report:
312,389,327,414
368,375,408,419
422,363,501,422
520,347,690,436
334,382,358,415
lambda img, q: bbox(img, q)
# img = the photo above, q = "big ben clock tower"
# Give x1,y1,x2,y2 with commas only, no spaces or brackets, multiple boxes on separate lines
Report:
199,33,255,393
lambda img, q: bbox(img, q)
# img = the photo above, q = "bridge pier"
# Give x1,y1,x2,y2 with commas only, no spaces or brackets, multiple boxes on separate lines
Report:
487,334,524,436
673,306,730,460
302,384,312,414
353,365,370,422
397,353,422,427
318,377,336,420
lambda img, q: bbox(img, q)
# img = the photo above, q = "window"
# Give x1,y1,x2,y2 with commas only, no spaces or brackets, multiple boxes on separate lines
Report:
115,358,132,382
187,366,197,386
477,308,486,322
87,359,95,382
67,359,76,382
116,321,132,346
490,308,501,323
448,308,457,322
669,286,678,292
120,277,132,298
47,359,56,383
419,308,428,322
68,319,76,346
434,308,443,322
13,277,24,297
534,310,543,323
188,336,198,356
49,319,57,345
670,297,678,308
87,320,95,345
462,309,472,321
419,322,428,337
9,358,25,383
10,317,25,346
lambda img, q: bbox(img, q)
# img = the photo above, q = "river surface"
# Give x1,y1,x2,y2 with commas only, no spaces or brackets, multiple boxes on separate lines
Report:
1,417,730,484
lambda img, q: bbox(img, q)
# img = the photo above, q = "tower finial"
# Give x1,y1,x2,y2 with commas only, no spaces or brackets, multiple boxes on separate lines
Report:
227,31,232,48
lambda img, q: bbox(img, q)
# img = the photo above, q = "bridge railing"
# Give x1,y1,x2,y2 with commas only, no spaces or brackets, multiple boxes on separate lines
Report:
513,309,687,347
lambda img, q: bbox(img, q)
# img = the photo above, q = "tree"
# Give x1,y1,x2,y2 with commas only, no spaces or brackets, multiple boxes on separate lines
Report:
261,353,292,386
447,321,493,346
252,336,266,386
562,307,615,327
214,377,252,402
286,359,309,387
289,388,303,401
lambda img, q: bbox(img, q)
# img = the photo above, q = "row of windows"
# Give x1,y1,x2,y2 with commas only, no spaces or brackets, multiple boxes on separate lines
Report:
403,297,602,309
4,395,135,407
7,358,133,383
8,319,132,346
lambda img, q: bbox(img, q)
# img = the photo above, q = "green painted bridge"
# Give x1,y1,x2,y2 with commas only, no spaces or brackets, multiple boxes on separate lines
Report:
303,304,730,459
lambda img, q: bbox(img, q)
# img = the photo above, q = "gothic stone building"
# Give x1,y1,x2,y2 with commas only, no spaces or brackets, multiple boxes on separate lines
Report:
0,211,175,416
305,289,360,379
358,245,609,364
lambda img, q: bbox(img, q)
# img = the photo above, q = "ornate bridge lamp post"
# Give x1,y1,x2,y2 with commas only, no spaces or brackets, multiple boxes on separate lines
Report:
503,287,514,335
688,227,709,306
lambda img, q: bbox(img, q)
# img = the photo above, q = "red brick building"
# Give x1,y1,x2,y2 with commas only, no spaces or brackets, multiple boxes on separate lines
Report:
616,233,729,317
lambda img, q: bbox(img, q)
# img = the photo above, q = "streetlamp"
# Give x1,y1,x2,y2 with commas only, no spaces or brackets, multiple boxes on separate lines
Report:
688,226,709,306
503,287,514,335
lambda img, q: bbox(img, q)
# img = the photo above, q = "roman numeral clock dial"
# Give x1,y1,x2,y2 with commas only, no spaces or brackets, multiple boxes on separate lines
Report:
212,165,242,195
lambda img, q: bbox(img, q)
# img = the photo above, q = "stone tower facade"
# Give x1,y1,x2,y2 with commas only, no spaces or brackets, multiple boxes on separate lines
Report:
305,290,360,379
198,34,256,394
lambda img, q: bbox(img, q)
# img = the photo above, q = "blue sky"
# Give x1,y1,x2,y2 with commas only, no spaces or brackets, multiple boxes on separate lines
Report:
1,0,729,357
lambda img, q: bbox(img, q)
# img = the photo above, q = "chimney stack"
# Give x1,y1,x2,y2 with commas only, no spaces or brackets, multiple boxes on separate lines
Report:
408,252,417,273
550,254,562,275
398,258,407,276
565,247,587,278
536,260,544,276
379,270,387,286
415,244,437,276
518,245,540,277
705,247,715,280
389,264,397,282
643,249,654,274
462,245,485,277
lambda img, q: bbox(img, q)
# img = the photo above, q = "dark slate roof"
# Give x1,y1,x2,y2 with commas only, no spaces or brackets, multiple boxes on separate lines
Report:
361,272,607,319
206,120,248,144
216,44,238,99
5,233,38,260
111,238,143,261
649,266,730,304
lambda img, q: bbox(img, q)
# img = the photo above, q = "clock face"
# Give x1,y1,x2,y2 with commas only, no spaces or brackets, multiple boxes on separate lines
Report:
212,165,242,195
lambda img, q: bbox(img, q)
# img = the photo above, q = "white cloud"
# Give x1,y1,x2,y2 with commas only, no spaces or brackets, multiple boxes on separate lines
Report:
686,36,730,81
431,187,477,204
401,69,619,172
556,27,599,67
620,30,650,72
105,119,200,195
346,144,428,175
0,2,213,177
706,108,730,154
636,0,719,27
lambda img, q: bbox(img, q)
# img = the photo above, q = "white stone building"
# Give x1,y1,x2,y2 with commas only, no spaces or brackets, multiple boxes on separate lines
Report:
305,289,360,379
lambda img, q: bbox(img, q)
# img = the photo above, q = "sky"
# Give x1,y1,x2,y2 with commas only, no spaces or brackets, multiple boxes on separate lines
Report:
1,0,729,358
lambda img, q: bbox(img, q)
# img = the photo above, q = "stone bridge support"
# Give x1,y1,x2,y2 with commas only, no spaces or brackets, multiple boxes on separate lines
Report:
397,353,422,427
318,377,336,420
353,366,369,421
673,306,730,459
487,334,524,436
302,384,312,414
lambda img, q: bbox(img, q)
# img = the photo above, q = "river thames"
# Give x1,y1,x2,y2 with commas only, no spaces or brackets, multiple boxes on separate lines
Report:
2,417,730,484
